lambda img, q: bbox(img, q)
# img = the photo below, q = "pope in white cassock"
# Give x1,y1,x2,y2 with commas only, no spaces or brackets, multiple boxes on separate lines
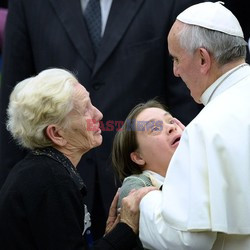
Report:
139,2,250,250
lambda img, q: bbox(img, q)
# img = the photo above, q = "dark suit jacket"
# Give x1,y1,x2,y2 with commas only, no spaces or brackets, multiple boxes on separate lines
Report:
0,0,203,238
0,0,8,8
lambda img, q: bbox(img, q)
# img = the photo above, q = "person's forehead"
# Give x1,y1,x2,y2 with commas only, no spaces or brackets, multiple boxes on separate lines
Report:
168,21,183,52
74,83,89,98
172,20,184,33
137,108,170,120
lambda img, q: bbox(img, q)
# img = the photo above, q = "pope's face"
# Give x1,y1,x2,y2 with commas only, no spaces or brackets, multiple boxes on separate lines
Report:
167,20,206,103
134,107,183,176
63,83,103,154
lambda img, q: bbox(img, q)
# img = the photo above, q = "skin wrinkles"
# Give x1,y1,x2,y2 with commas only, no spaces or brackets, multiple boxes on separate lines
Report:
167,20,209,103
56,83,103,166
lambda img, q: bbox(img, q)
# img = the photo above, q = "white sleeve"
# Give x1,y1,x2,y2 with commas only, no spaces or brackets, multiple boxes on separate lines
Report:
139,191,217,250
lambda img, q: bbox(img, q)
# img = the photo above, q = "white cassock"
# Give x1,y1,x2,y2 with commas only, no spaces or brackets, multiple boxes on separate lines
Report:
139,63,250,250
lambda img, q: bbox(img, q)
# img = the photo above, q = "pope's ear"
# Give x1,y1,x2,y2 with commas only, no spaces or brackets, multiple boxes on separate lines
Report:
199,48,211,73
130,151,145,166
45,125,67,147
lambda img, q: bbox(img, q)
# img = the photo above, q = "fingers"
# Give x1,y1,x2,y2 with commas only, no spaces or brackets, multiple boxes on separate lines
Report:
105,214,121,235
122,186,157,209
129,186,158,202
173,117,185,131
108,188,120,218
128,188,136,195
120,186,158,234
105,187,158,235
110,189,119,210
105,189,120,235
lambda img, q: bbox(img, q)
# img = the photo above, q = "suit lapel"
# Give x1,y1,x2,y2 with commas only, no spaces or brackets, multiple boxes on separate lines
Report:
93,0,145,75
49,0,95,69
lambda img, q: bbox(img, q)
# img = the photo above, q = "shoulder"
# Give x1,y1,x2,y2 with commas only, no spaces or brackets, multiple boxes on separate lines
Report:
3,153,73,195
118,174,152,207
123,174,153,186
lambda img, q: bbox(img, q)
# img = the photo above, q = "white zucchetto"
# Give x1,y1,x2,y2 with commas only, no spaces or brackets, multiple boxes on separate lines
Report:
177,1,244,38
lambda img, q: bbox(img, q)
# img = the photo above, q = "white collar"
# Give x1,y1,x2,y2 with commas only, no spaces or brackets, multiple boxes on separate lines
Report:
201,63,250,105
143,170,165,185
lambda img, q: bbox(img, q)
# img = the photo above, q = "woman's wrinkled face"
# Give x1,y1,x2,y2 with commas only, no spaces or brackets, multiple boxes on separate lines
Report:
134,107,183,176
63,83,103,154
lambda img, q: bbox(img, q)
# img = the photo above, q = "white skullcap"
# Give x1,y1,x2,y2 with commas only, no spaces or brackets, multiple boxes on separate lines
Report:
177,1,244,38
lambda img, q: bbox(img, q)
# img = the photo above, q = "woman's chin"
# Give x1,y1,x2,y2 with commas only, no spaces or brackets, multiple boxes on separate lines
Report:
94,135,103,147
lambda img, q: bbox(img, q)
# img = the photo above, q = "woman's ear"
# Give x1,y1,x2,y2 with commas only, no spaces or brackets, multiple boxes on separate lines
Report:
130,151,145,166
46,125,67,147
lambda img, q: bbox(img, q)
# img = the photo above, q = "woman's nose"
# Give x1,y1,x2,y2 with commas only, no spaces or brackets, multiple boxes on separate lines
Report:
173,65,180,77
94,107,103,121
166,123,176,134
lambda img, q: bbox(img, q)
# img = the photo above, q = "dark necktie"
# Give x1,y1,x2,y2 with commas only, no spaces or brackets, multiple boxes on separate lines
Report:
84,0,102,53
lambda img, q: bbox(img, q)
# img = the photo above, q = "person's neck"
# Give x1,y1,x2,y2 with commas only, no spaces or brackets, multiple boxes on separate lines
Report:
212,59,246,85
54,145,88,168
143,166,166,178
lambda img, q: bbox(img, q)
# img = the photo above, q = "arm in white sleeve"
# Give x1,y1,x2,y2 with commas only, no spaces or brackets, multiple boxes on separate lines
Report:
139,191,217,250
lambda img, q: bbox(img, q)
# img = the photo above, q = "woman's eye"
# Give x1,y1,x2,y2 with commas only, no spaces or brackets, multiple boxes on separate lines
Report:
84,102,92,114
151,126,160,132
83,107,89,115
169,119,176,124
172,57,179,64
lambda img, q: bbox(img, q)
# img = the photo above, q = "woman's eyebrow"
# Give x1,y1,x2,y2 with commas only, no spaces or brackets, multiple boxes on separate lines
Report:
164,112,171,117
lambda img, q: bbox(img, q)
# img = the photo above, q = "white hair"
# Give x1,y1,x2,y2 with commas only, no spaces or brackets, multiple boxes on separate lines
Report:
6,68,77,149
178,23,247,65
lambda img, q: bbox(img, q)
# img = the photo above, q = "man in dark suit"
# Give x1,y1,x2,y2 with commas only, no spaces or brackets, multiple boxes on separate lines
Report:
0,0,8,8
0,0,203,239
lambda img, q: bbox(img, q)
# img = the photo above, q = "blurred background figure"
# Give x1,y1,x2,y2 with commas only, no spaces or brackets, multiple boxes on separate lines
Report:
0,0,204,239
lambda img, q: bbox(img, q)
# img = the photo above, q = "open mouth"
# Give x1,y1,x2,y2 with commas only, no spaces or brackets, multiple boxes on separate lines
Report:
171,135,181,146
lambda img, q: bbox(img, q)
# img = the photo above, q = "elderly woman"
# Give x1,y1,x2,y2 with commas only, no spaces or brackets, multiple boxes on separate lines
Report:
0,68,155,250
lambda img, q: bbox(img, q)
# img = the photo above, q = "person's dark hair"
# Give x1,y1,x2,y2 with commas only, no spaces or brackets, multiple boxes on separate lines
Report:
112,99,168,181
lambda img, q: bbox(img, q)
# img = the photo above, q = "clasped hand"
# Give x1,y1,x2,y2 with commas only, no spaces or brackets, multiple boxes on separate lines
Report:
105,186,157,235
